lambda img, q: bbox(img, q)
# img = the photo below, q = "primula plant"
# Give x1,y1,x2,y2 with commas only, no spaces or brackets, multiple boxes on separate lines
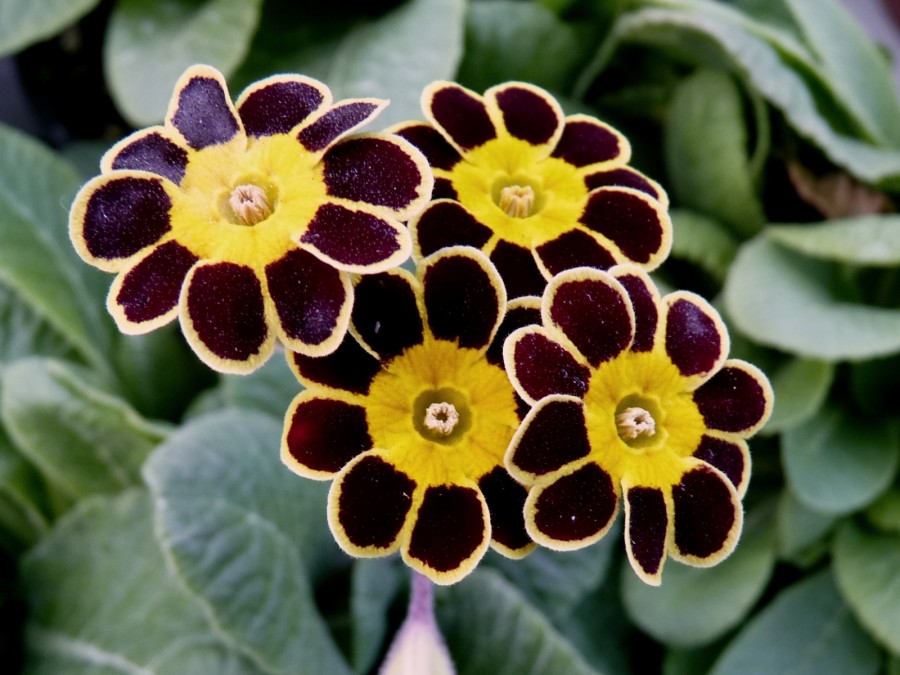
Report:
2,1,900,675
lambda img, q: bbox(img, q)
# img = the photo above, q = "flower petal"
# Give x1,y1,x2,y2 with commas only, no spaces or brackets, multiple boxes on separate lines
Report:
264,248,352,356
71,173,172,272
610,264,661,353
329,453,415,554
535,229,618,277
486,296,541,367
663,292,729,381
412,200,493,259
543,267,633,367
405,484,490,584
299,202,411,273
671,464,743,566
693,360,773,435
478,466,533,557
101,128,188,185
506,395,591,482
423,81,497,152
525,462,619,549
297,99,386,153
486,82,563,148
693,435,751,498
290,337,381,395
322,135,432,218
579,187,672,269
585,166,668,207
108,241,197,333
551,114,631,168
237,75,330,137
421,247,505,350
166,65,242,150
504,326,590,404
352,270,424,360
392,122,462,171
490,240,547,298
623,485,671,586
181,261,273,373
282,394,372,477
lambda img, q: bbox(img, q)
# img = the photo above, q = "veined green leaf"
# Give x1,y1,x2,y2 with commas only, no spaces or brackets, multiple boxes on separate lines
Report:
767,216,900,266
0,0,101,56
669,210,739,281
762,357,833,435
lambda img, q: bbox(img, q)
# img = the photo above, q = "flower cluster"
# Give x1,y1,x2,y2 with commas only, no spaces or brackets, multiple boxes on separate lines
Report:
69,66,772,586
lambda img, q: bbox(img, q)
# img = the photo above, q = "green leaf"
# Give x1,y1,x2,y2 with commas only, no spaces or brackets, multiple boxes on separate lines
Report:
833,521,900,655
762,357,833,435
144,410,351,675
220,354,300,420
664,69,765,236
776,489,836,565
851,353,900,416
105,0,264,126
622,500,777,647
724,237,900,360
668,209,739,282
0,0,101,55
349,559,402,674
560,573,632,675
866,489,900,536
767,216,900,267
710,569,880,675
0,123,113,373
438,568,601,675
21,490,266,674
0,427,49,551
0,282,76,365
1,358,168,503
782,404,899,515
784,0,900,148
457,1,586,92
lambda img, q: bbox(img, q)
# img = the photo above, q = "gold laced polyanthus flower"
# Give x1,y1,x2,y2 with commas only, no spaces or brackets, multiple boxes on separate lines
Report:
392,81,672,297
280,246,538,584
504,264,773,585
69,65,432,373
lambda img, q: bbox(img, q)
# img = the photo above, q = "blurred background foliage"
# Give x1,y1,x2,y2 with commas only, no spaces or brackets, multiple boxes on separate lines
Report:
1,0,899,673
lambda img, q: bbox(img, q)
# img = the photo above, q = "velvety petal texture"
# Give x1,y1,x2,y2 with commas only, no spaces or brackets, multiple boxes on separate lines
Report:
70,64,433,374
505,263,773,585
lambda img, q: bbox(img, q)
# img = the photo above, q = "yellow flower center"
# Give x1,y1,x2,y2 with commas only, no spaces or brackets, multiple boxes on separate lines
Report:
498,185,535,218
423,401,460,435
228,184,272,225
412,387,472,445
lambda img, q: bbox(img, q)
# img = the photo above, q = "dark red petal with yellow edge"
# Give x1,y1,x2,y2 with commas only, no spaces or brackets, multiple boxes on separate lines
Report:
265,248,349,349
393,123,461,171
672,465,739,560
509,396,590,477
184,262,269,363
535,229,617,277
531,463,618,543
490,84,562,146
693,361,771,434
479,467,532,554
490,240,546,298
335,455,414,549
300,203,405,269
413,200,492,258
693,435,748,493
109,132,188,185
407,485,487,573
551,116,628,167
298,100,382,152
352,271,423,360
323,137,425,211
238,79,325,137
585,167,665,202
546,271,632,367
580,188,668,266
423,251,502,350
285,397,372,474
80,176,172,263
291,337,380,395
625,486,669,581
665,295,726,378
507,328,589,401
612,268,659,353
486,298,541,367
426,83,496,151
170,71,240,150
114,241,197,325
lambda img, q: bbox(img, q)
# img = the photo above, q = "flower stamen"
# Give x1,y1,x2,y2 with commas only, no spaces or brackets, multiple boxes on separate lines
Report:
616,406,656,440
229,184,271,225
498,185,535,218
424,402,460,436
